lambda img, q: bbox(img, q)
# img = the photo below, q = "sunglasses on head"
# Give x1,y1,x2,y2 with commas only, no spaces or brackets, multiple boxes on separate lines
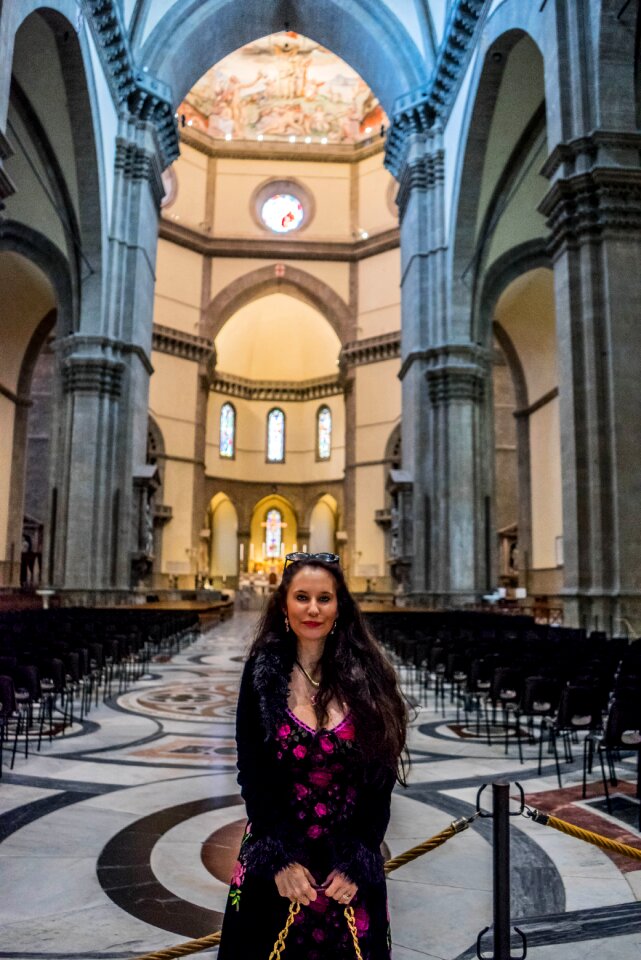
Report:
284,552,340,569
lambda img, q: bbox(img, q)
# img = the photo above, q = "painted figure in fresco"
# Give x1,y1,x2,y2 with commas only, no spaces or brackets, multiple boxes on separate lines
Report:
218,555,407,959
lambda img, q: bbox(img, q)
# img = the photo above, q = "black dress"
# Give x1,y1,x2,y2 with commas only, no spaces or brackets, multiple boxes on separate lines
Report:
218,641,395,960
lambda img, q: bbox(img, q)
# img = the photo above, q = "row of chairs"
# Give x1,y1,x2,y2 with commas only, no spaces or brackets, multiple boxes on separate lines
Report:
373,612,641,822
0,608,200,776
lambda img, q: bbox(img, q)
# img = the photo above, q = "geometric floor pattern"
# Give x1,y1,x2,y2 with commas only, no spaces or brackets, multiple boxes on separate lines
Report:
1,611,641,959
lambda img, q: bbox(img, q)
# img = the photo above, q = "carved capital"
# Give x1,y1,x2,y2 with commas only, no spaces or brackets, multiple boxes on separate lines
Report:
540,168,641,254
212,372,343,403
420,343,490,405
62,356,124,397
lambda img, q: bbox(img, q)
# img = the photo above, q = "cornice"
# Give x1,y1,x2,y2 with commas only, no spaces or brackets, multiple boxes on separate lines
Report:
340,331,401,368
385,0,488,177
152,323,214,363
83,0,179,168
541,130,641,181
179,126,386,165
158,218,400,262
53,333,154,375
212,372,343,402
399,341,490,385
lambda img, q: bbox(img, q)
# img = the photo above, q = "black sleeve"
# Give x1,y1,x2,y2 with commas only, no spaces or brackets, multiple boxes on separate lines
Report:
333,763,396,888
235,658,302,878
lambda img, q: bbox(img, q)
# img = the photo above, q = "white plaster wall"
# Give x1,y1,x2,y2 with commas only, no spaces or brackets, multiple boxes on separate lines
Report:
215,294,341,381
164,143,208,232
358,153,397,236
213,158,351,241
357,250,401,339
154,239,203,336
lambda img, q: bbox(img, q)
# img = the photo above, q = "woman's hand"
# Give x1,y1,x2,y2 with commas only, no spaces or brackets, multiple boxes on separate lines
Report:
274,863,318,905
323,869,358,905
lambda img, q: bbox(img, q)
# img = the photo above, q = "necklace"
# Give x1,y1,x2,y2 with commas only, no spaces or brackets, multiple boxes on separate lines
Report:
296,660,320,704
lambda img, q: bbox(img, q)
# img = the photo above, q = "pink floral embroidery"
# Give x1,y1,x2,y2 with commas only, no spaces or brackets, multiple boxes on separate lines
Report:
293,744,307,759
319,736,334,754
294,783,309,800
312,928,326,941
307,824,323,839
230,860,245,886
278,723,291,738
309,768,332,788
354,906,370,935
335,718,355,740
314,802,328,817
346,786,357,803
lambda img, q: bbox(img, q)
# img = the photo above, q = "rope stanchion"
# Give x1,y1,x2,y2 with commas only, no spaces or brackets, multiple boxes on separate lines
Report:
525,806,641,862
130,813,477,960
384,813,478,875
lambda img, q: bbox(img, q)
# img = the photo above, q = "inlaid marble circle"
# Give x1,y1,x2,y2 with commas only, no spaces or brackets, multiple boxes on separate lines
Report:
118,678,239,721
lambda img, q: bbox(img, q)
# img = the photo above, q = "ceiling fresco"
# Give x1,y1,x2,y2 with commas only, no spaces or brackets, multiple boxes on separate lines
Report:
178,32,388,145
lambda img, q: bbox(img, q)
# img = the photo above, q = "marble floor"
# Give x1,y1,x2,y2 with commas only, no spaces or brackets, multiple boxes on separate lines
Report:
1,612,641,960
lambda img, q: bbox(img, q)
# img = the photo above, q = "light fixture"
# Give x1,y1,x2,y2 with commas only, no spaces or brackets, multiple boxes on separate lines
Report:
360,229,369,239
225,132,232,141
187,119,193,126
257,133,264,141
289,135,296,143
321,137,328,144
365,126,372,134
304,136,311,144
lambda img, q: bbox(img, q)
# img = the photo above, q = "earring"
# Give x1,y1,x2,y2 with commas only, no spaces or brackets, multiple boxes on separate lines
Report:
284,615,290,633
330,619,337,635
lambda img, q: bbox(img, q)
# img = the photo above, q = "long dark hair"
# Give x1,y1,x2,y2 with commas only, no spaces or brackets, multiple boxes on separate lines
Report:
249,558,408,784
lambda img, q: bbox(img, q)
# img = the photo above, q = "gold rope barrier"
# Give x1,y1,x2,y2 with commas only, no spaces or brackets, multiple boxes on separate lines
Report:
526,806,641,862
131,813,477,960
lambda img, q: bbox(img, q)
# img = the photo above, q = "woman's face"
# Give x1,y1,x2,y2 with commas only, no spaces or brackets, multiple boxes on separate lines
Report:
285,566,339,647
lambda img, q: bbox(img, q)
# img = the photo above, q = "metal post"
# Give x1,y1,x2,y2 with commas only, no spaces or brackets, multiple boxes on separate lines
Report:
493,781,511,960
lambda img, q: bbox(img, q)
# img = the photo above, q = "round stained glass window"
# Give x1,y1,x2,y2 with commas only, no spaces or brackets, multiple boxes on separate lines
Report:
261,193,304,233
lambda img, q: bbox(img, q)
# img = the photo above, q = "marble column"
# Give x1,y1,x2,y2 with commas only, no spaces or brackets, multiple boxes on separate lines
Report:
540,132,641,630
47,119,164,592
392,124,493,605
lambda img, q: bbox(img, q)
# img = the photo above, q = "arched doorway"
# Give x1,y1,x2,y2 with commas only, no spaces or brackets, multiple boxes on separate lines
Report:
208,492,239,587
249,495,298,574
309,494,338,554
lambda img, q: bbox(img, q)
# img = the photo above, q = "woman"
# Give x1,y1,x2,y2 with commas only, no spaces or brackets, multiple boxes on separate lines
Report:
218,553,407,960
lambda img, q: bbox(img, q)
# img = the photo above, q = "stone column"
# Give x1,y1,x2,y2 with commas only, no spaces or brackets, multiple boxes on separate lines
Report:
540,131,641,630
392,124,493,605
47,119,164,593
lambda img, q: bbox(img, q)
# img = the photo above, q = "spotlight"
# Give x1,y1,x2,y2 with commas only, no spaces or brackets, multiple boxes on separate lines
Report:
225,133,232,141
304,136,311,144
289,135,296,143
321,137,328,144
257,134,264,141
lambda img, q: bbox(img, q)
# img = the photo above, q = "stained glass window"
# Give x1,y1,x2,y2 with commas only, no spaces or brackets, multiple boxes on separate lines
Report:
261,193,304,233
317,406,332,460
267,408,285,462
265,508,282,558
219,403,236,458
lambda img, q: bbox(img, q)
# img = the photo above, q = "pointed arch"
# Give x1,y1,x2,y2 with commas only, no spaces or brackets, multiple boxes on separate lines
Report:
205,263,353,345
138,0,429,117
